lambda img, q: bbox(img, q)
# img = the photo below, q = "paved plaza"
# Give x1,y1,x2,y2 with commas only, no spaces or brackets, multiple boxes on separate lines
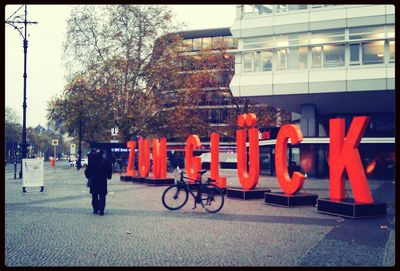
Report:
4,161,396,267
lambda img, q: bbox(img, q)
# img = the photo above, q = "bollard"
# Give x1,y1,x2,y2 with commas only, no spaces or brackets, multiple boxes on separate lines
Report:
50,157,55,167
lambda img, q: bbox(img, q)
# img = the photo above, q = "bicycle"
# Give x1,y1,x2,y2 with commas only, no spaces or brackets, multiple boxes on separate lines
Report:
161,168,224,213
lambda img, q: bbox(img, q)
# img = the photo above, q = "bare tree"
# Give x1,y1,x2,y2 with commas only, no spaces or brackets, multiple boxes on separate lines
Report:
49,5,182,142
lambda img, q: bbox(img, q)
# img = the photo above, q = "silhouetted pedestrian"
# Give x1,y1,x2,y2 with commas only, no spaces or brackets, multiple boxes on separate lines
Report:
85,149,112,216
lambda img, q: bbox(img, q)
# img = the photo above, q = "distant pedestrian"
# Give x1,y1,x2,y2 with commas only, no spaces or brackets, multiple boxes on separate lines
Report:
116,158,123,173
85,149,112,216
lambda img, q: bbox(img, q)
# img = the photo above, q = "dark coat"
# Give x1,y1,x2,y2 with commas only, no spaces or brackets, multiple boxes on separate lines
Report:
85,154,112,195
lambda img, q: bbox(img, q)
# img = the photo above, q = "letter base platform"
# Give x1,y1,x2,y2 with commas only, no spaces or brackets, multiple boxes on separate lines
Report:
130,176,145,183
317,198,387,219
145,177,175,186
120,175,132,181
227,187,271,200
264,192,318,207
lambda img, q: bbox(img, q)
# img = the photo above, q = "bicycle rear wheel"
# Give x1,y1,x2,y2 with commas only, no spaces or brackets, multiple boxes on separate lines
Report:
162,185,189,211
200,184,224,213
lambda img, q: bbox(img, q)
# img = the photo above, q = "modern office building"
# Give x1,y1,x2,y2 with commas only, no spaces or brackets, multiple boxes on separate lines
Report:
158,28,289,155
164,27,238,139
229,5,395,179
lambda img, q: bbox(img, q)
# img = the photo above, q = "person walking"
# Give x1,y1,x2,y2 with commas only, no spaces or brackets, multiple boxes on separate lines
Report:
85,149,112,216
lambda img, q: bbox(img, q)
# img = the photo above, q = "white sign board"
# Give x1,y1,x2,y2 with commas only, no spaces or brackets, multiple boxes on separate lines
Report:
70,144,76,154
22,158,44,188
52,139,59,146
111,126,119,136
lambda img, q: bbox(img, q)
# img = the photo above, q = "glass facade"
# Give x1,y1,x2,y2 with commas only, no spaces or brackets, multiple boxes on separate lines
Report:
180,36,238,52
241,25,394,72
362,41,385,64
234,5,395,180
349,26,385,40
312,46,322,68
243,4,337,17
324,44,345,67
288,47,308,70
192,38,202,51
389,41,395,63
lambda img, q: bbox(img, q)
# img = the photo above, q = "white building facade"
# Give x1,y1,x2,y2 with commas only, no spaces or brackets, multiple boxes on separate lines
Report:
229,5,395,178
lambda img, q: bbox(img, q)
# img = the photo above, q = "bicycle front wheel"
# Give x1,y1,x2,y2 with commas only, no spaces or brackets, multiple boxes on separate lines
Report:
200,184,224,213
162,185,189,211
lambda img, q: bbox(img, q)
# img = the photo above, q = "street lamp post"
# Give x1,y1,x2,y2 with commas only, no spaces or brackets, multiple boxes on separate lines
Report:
76,100,83,170
5,5,38,178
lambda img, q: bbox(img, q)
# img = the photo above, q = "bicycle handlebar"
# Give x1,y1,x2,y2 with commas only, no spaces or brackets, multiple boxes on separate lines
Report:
177,168,208,183
178,169,207,176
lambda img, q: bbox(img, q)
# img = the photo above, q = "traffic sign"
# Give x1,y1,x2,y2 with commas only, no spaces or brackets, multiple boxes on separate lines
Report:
51,139,59,146
70,144,76,154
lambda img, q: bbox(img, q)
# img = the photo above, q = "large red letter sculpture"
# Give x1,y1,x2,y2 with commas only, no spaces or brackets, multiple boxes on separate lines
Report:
126,140,136,176
236,113,259,190
329,116,373,203
210,133,227,189
275,125,305,195
185,135,202,184
152,138,167,178
138,138,150,177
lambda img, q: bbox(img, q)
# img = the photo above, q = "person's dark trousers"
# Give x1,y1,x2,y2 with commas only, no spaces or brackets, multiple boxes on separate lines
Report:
92,193,106,214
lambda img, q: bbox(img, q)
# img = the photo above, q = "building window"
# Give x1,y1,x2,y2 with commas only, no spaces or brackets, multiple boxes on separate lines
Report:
276,34,289,47
362,41,384,65
349,26,385,40
243,36,273,49
182,39,192,52
202,37,212,49
243,52,253,72
311,29,345,44
210,109,221,124
312,46,322,68
389,41,395,63
276,33,308,48
289,33,308,46
287,4,308,11
224,37,238,49
254,51,262,72
277,49,287,70
192,38,202,51
261,51,273,71
323,44,345,67
276,5,288,12
212,36,223,49
254,5,273,14
350,43,361,65
254,51,273,72
311,4,336,9
288,46,308,70
387,25,395,39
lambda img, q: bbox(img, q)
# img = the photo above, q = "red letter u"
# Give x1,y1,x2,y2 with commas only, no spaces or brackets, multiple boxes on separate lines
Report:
236,113,259,190
138,138,150,177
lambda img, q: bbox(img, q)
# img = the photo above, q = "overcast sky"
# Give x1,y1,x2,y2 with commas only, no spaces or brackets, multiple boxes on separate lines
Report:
5,4,236,128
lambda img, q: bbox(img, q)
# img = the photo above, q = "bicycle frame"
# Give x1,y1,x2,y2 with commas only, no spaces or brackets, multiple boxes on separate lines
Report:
176,171,206,208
